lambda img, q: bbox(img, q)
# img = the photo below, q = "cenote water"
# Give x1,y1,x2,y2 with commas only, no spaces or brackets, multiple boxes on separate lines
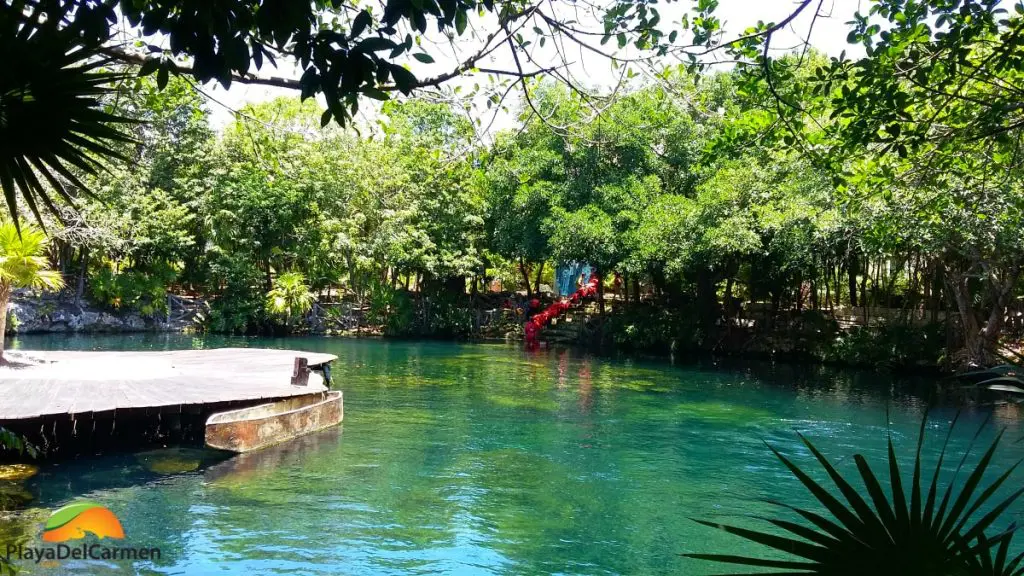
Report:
3,335,1024,575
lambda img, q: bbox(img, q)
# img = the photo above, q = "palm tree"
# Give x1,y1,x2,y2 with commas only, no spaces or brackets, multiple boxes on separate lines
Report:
265,271,314,326
0,222,64,361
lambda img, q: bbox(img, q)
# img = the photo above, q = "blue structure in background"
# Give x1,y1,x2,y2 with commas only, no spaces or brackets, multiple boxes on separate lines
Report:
554,262,593,297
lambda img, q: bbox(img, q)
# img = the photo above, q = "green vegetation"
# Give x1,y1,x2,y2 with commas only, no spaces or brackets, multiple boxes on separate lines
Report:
3,63,1018,370
266,272,315,326
0,223,63,360
4,0,1024,371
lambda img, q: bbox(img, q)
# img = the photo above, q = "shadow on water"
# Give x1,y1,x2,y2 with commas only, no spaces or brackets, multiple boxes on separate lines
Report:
18,448,230,509
7,426,345,511
203,426,344,487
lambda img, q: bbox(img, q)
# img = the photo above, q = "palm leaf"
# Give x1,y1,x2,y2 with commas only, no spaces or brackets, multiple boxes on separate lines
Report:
686,414,1023,574
1,2,136,226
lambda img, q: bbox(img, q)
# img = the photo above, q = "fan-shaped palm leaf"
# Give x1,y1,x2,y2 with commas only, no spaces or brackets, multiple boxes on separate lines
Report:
1,1,135,226
686,415,1024,575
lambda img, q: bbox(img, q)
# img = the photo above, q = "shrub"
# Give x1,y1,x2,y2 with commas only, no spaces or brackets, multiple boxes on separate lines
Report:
600,303,697,353
825,323,945,368
88,263,176,316
205,258,268,334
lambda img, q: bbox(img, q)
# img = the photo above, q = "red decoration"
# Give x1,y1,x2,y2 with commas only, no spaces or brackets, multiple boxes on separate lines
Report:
524,276,599,347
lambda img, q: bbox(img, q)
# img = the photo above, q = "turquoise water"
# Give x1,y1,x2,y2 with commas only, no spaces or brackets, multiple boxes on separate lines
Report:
3,334,1024,575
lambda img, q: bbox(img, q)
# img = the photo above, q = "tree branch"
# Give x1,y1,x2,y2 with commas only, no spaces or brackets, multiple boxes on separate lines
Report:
99,47,303,90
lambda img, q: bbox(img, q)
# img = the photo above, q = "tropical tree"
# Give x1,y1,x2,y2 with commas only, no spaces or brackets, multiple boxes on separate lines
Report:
0,222,64,361
265,271,314,326
2,0,815,224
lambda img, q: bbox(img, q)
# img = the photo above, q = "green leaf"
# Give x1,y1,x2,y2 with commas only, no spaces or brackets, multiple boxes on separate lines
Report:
350,10,372,38
363,87,390,100
139,58,160,77
157,65,169,89
413,52,434,63
45,502,103,531
455,10,467,35
390,65,417,94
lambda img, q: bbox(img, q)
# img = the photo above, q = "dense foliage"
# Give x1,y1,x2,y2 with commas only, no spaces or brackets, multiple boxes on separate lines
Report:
8,0,1024,370
0,66,979,369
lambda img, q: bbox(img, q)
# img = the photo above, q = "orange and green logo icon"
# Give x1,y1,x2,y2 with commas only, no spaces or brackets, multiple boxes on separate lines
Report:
42,502,124,543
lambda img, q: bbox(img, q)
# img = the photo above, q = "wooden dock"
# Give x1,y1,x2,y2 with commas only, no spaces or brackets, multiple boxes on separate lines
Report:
0,348,337,422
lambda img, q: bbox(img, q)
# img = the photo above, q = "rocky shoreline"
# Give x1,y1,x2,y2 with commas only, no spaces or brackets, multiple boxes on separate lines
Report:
6,291,196,334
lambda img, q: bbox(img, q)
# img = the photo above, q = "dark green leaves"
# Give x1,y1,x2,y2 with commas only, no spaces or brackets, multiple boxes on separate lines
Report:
157,65,169,89
139,57,160,77
354,37,398,53
390,64,418,94
0,426,38,459
455,10,468,35
351,10,373,39
0,3,135,224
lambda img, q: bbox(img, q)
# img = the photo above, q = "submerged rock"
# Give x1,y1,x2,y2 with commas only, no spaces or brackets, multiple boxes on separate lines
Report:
0,482,34,510
136,448,223,475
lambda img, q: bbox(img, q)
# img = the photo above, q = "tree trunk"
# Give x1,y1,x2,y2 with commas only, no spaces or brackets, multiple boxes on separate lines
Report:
980,264,1021,346
795,270,804,311
533,261,545,296
832,264,840,312
696,267,718,333
723,276,735,319
948,269,985,366
519,257,532,298
860,260,868,309
930,263,942,323
769,290,781,329
847,252,858,308
76,247,88,307
943,260,1020,367
0,285,9,361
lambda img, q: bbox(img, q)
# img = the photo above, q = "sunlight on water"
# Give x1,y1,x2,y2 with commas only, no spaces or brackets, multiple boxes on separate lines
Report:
3,335,1023,574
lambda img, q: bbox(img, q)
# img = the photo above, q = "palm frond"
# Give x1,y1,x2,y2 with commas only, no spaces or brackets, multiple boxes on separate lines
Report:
29,268,64,291
1,2,136,226
0,221,62,291
686,414,1024,575
266,271,315,320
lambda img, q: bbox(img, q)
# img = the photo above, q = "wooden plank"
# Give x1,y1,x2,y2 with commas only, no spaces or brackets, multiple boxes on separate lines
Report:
0,348,335,421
